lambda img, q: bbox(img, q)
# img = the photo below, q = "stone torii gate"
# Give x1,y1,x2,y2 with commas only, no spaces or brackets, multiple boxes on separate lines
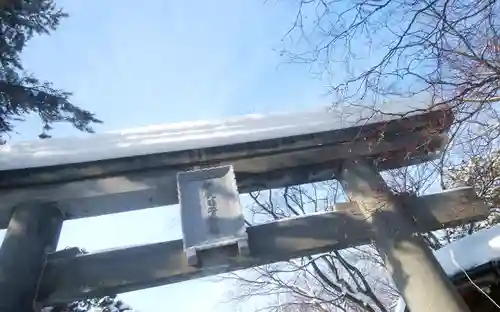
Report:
0,105,488,312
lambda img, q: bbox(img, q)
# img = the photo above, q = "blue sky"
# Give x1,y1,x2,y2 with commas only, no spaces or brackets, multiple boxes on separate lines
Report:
0,1,338,311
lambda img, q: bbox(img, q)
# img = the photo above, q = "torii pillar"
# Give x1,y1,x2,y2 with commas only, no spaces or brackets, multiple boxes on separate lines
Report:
336,158,470,312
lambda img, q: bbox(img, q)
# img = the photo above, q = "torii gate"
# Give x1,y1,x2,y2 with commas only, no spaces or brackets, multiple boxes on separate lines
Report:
0,104,487,312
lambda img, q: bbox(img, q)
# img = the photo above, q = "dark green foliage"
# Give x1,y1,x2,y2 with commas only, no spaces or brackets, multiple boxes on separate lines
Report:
0,0,101,141
43,248,135,312
48,296,133,312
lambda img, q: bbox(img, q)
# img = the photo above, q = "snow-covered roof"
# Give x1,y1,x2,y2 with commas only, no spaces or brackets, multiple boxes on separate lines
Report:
0,103,433,171
395,225,500,312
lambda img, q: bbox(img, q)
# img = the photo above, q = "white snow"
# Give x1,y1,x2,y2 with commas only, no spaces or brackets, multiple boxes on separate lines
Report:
395,224,500,312
0,103,433,171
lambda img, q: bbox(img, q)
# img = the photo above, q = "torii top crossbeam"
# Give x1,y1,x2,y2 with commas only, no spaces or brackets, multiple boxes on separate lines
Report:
0,103,448,171
0,103,452,228
0,103,452,181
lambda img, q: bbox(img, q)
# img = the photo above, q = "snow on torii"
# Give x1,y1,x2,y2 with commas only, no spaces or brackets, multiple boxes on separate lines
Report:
0,103,441,171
